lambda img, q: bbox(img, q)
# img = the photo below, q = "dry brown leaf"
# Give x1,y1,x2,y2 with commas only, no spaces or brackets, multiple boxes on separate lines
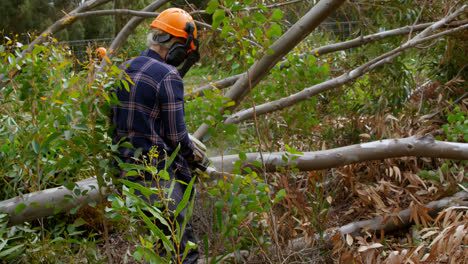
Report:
346,234,353,246
456,170,464,183
421,230,439,239
358,242,383,252
393,166,401,182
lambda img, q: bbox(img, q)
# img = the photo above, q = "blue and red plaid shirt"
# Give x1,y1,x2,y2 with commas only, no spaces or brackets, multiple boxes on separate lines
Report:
111,48,195,183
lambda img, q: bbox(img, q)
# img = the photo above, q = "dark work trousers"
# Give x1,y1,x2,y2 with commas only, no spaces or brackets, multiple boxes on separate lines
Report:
131,170,199,264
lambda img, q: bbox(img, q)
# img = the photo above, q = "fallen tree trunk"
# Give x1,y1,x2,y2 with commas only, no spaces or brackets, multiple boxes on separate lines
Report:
1,135,467,225
193,0,346,140
289,191,468,251
336,191,468,236
210,135,468,175
225,19,468,124
0,177,110,225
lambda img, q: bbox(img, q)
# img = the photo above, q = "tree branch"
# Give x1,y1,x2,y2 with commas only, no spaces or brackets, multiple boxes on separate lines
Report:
98,0,170,68
184,74,243,99
190,0,306,16
0,177,110,225
290,191,468,250
0,0,112,87
193,0,347,140
225,15,467,125
184,20,449,99
210,135,468,174
1,135,467,224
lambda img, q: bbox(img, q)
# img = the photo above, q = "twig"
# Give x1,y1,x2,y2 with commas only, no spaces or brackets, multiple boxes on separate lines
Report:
426,92,468,119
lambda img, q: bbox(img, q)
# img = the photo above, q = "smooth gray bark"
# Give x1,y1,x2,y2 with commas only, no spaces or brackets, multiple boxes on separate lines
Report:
224,13,468,125
184,20,448,100
193,0,347,140
98,0,169,68
0,177,109,225
2,135,467,224
210,135,468,174
337,191,468,236
290,191,468,250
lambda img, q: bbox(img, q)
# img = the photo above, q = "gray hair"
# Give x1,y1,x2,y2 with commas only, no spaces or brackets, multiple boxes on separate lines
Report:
146,29,177,49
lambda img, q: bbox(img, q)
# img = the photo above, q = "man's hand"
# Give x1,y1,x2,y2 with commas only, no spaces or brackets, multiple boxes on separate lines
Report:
190,146,210,172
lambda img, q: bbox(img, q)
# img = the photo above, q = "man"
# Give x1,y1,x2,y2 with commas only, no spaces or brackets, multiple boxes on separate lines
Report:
111,8,207,263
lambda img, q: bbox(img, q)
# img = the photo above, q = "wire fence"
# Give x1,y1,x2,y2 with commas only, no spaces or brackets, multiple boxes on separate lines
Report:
58,20,358,60
57,37,115,63
320,21,359,39
2,20,358,65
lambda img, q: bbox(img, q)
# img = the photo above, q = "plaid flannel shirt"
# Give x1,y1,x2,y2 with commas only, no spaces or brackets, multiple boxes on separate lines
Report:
111,49,195,183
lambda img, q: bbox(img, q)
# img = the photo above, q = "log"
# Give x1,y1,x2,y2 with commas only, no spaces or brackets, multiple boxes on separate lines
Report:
337,191,468,236
210,135,468,176
289,191,468,251
193,0,347,140
1,135,467,225
0,177,109,225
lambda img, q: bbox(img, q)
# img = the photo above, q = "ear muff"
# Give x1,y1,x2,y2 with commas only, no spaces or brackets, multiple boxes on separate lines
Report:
166,42,188,67
165,22,197,67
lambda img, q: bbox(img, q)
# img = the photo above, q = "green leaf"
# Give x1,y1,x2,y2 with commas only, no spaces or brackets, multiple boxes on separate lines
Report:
239,152,247,161
271,9,283,21
42,132,61,149
119,179,153,197
206,0,219,14
231,4,243,11
0,244,24,259
256,4,268,12
73,217,86,227
252,160,262,168
224,0,235,7
267,23,282,38
118,163,146,171
122,79,130,92
32,140,40,154
253,13,266,23
212,9,225,29
158,170,170,180
164,144,180,172
72,124,88,130
125,170,139,177
174,176,196,218
0,239,7,251
80,101,89,116
14,203,26,215
137,207,173,251
119,141,135,149
274,189,286,203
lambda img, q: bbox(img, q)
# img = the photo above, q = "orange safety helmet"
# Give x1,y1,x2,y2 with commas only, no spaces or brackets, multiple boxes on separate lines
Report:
95,47,107,59
150,8,198,51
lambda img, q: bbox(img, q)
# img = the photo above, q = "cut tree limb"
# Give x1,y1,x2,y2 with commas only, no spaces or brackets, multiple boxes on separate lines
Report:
98,0,169,68
0,177,111,225
185,19,465,100
290,191,468,251
2,135,467,225
336,191,468,236
193,0,346,140
209,135,468,175
224,13,468,125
